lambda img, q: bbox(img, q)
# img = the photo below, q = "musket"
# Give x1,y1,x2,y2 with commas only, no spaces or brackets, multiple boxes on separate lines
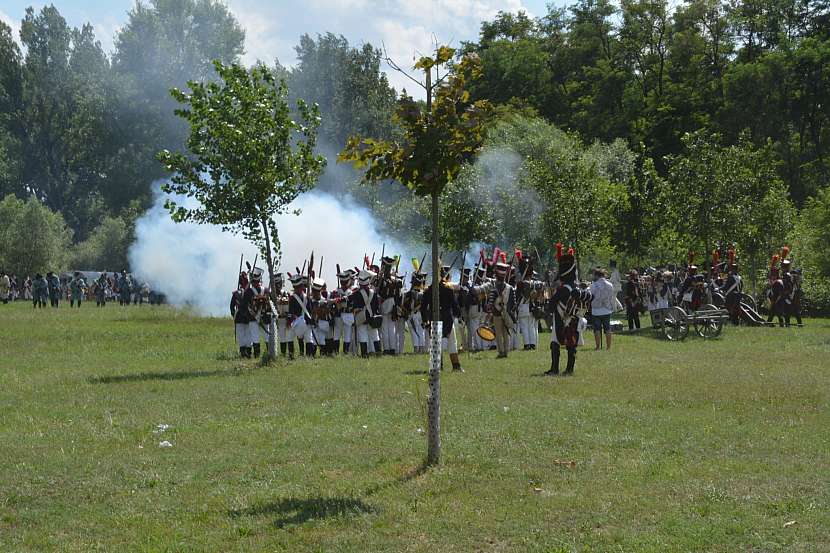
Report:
237,253,244,290
318,256,323,280
251,254,258,274
448,253,460,273
533,246,543,276
419,252,427,273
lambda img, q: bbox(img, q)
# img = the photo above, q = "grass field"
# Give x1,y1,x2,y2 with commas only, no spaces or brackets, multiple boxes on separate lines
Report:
1,302,828,552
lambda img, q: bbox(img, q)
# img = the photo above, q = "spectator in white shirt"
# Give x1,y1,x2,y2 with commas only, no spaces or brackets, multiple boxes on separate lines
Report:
589,268,616,350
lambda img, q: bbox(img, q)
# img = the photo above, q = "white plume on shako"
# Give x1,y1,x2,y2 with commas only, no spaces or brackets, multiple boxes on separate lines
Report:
128,185,414,316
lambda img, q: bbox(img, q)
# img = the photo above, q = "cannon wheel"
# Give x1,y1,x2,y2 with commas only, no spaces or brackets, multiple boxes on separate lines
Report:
741,293,757,313
663,307,689,341
694,305,724,338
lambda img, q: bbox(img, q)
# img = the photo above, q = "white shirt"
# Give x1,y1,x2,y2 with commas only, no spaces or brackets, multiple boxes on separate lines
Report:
590,278,616,316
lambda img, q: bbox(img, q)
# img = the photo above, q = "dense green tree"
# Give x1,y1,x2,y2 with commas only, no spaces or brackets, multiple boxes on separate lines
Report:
289,33,398,148
665,131,795,275
159,61,326,289
70,215,132,271
111,0,246,210
0,194,71,277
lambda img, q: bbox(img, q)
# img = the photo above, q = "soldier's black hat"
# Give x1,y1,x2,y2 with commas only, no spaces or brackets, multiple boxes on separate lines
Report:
557,253,577,284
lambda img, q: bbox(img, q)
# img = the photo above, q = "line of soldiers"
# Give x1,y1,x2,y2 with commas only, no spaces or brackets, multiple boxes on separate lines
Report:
6,270,153,309
29,272,87,308
230,246,593,377
620,245,804,327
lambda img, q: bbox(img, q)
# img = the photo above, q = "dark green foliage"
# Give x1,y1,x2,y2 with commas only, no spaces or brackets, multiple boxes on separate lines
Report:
158,61,326,279
289,33,398,148
0,194,72,276
464,0,830,204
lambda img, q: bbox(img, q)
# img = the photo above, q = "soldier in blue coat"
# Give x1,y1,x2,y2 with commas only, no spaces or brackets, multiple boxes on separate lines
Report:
46,272,61,308
32,273,48,308
70,272,87,308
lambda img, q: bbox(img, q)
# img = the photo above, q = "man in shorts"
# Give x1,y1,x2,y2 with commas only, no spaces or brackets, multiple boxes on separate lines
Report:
589,268,615,351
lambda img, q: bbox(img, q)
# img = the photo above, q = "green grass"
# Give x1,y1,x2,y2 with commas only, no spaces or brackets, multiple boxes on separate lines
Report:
1,302,828,552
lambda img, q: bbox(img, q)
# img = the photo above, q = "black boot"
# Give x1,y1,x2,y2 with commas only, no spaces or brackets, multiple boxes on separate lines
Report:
287,342,295,360
360,342,369,358
252,343,261,358
326,339,335,356
280,342,288,356
564,347,576,375
239,347,247,358
374,341,382,357
297,339,305,356
306,343,316,357
342,341,350,354
545,344,560,376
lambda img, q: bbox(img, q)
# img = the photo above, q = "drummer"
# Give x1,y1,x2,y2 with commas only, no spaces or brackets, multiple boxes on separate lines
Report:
350,269,382,358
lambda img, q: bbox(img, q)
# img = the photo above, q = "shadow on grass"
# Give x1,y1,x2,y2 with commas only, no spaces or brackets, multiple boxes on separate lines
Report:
229,496,375,528
364,461,430,496
88,366,251,384
228,463,429,528
403,369,428,375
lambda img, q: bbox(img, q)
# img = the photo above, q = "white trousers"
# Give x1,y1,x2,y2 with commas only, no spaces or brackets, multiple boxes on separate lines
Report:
236,322,262,347
511,319,520,350
287,321,315,345
408,313,425,348
333,317,353,343
519,314,537,346
467,314,483,351
381,315,397,351
441,324,458,354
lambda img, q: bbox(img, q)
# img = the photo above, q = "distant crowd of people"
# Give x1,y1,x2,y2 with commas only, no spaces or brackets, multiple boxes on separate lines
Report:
0,270,161,308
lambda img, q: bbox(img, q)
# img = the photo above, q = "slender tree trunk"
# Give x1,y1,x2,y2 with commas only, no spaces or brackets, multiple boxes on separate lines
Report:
427,189,442,464
424,67,442,467
261,217,276,361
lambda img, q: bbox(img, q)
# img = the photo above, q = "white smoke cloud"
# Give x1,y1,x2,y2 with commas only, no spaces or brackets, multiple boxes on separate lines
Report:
128,186,416,316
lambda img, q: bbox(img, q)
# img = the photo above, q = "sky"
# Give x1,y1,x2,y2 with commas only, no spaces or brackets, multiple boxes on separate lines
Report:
0,0,552,94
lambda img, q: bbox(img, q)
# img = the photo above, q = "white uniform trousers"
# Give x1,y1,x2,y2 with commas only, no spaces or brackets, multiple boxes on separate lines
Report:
235,322,255,347
381,315,397,351
408,312,425,349
441,324,458,354
518,303,537,347
511,317,520,350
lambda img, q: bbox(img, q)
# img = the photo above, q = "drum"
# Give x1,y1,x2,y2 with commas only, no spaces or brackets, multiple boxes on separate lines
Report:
476,325,496,341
